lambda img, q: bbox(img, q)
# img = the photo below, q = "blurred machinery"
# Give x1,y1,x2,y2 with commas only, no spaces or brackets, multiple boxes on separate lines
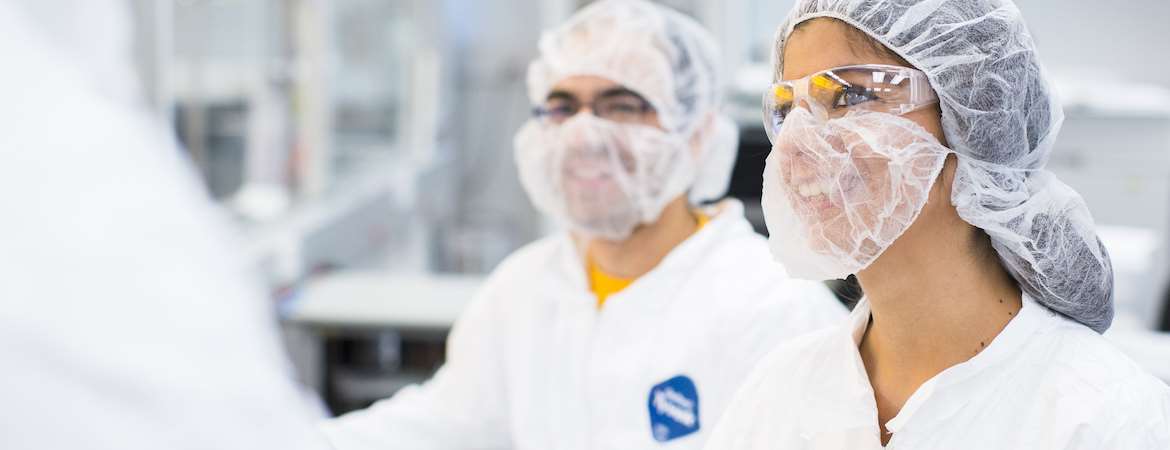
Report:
130,0,451,414
130,0,432,282
175,0,561,414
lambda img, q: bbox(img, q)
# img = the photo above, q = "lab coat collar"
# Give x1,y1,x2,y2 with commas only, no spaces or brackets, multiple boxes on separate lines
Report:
550,198,755,311
882,293,1048,433
797,292,1050,442
795,301,884,443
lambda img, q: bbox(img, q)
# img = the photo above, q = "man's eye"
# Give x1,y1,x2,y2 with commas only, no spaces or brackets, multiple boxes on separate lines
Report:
608,102,643,113
546,104,575,116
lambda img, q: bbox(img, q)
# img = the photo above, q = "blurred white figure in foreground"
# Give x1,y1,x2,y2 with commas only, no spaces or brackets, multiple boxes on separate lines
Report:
0,2,331,449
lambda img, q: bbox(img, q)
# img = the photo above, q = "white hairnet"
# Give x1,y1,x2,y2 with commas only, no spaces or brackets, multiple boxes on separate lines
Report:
526,0,738,204
773,0,1114,332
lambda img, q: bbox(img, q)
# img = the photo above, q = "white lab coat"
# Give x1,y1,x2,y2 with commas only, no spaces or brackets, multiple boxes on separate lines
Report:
704,294,1170,449
0,3,331,449
321,199,846,450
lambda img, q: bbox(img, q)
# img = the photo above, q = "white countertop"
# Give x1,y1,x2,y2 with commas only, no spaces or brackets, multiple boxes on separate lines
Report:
283,272,484,332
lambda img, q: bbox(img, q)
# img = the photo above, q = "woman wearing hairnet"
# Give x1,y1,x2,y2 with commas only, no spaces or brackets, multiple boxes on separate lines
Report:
320,1,844,449
704,0,1170,448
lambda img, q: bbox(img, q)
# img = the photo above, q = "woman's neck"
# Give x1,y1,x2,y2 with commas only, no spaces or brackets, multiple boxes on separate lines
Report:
858,226,1021,371
856,221,1021,440
580,196,698,279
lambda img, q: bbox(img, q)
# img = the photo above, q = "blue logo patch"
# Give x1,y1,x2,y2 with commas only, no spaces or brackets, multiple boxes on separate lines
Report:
647,375,700,442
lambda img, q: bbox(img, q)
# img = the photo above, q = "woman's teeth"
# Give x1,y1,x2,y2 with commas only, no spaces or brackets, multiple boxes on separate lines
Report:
796,181,830,198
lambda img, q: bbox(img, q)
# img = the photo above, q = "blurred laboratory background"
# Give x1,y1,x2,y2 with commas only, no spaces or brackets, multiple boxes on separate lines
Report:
122,0,1170,415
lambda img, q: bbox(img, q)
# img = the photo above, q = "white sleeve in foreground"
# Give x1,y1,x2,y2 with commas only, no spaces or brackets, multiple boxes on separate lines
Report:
0,3,334,448
0,161,338,450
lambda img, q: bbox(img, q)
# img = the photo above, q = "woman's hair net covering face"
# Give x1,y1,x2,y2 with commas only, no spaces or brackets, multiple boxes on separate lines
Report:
526,0,738,204
772,0,1114,332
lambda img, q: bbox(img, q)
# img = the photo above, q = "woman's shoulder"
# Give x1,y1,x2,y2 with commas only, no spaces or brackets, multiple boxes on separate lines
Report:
1021,308,1170,404
1029,322,1170,446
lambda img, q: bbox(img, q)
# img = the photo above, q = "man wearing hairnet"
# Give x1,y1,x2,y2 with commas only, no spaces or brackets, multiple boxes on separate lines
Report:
704,0,1170,448
320,1,844,448
0,1,332,449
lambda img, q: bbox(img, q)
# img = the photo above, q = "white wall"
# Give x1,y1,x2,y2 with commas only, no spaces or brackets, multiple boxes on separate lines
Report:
707,0,1170,89
1019,0,1170,88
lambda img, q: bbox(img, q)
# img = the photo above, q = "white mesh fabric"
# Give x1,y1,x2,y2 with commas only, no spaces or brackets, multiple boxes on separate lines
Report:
514,114,695,241
763,109,950,280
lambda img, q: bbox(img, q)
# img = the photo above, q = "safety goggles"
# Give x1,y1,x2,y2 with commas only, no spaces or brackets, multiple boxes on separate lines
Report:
761,64,938,143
